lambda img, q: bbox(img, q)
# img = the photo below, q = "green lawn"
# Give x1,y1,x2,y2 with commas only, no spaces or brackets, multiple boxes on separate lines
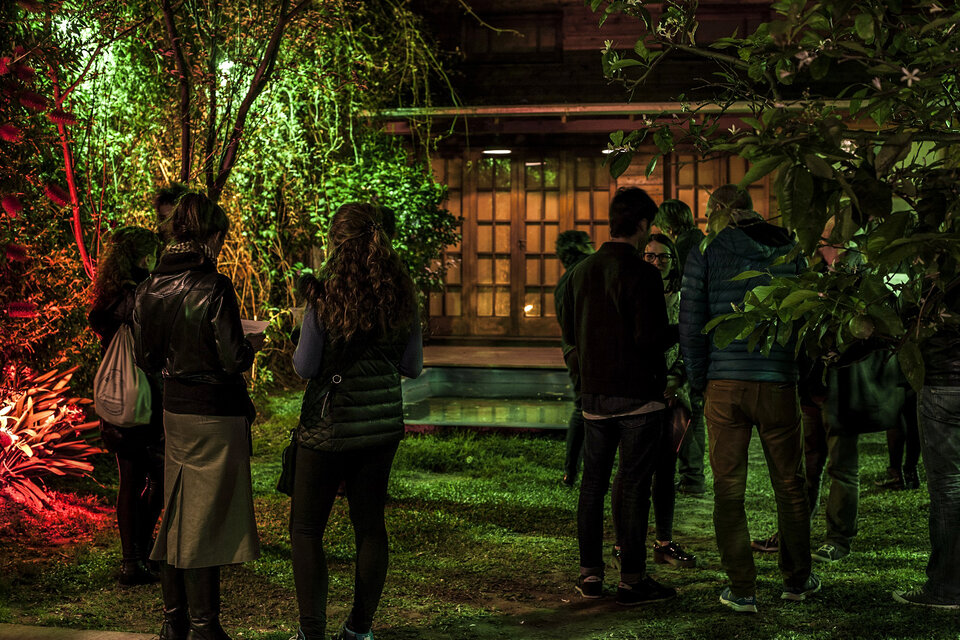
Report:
1,389,955,640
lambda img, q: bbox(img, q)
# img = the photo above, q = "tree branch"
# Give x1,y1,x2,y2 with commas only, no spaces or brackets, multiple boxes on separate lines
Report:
48,69,95,280
161,0,192,183
203,0,220,195
211,0,310,201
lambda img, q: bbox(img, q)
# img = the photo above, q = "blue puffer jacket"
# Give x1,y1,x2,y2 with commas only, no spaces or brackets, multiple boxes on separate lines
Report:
679,216,804,391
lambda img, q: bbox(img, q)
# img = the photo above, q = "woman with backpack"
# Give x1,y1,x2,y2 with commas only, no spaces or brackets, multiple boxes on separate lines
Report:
290,203,423,640
134,191,264,640
89,225,164,587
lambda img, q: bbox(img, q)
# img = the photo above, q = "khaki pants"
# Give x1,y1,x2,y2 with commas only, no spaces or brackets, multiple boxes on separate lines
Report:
705,379,811,596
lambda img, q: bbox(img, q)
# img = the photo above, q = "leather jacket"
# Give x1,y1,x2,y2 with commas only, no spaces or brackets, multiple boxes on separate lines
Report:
134,250,255,417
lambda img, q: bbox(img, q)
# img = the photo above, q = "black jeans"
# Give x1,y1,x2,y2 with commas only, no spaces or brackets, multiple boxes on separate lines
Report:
887,390,921,475
578,411,664,584
290,442,399,639
918,386,960,601
563,398,585,481
102,423,164,562
676,389,707,490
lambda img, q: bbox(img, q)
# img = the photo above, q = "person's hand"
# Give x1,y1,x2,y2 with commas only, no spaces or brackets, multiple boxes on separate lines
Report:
246,332,267,352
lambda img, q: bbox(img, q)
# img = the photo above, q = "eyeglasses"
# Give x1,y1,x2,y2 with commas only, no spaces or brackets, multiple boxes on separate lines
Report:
643,252,673,265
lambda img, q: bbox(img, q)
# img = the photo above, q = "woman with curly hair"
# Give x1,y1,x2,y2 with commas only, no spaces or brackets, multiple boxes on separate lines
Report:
88,225,164,586
290,203,423,640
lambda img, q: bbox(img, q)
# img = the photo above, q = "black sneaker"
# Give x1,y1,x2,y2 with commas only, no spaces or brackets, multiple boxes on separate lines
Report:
781,573,822,601
653,541,697,568
751,532,779,553
811,543,848,563
616,576,676,606
675,481,706,496
875,468,905,490
893,588,960,609
902,469,920,490
575,574,604,599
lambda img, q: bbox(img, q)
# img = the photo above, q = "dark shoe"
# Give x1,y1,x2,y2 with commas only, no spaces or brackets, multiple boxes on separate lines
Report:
120,559,159,586
875,468,905,490
332,623,374,640
750,532,779,553
812,543,848,563
159,563,189,640
653,541,697,568
781,573,822,601
184,566,230,640
575,574,604,599
616,576,676,606
675,481,706,496
893,588,960,609
561,474,576,487
719,587,757,614
287,630,306,640
902,469,920,490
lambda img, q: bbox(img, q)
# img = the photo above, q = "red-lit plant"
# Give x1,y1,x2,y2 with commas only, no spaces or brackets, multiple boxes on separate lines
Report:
0,361,103,509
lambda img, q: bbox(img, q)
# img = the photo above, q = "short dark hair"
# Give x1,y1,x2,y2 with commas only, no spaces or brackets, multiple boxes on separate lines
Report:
164,191,229,243
555,230,593,269
707,184,752,215
154,183,188,242
656,199,695,234
609,187,658,238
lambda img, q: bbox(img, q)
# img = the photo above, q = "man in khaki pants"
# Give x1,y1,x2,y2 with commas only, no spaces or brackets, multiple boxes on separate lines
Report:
679,185,817,614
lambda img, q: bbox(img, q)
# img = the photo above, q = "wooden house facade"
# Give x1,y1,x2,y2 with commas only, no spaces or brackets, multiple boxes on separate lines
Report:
387,1,778,340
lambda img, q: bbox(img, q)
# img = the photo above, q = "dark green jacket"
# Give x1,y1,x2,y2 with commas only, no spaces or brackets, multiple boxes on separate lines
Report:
297,333,411,452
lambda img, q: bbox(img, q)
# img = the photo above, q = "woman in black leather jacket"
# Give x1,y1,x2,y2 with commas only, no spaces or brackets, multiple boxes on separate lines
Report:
134,192,263,640
290,203,422,640
89,226,163,586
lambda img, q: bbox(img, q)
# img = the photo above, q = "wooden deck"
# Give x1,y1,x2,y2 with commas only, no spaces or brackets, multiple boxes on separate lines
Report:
423,345,565,369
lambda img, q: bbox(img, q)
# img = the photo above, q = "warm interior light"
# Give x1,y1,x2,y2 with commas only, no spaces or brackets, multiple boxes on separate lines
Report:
483,148,512,155
602,149,616,154
523,304,534,312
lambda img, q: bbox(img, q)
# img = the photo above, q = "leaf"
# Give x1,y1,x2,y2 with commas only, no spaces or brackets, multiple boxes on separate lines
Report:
899,339,924,392
712,316,752,349
729,270,766,282
609,152,633,178
645,155,658,178
854,13,875,43
804,154,834,179
738,156,785,188
780,289,820,308
875,132,913,175
778,165,814,231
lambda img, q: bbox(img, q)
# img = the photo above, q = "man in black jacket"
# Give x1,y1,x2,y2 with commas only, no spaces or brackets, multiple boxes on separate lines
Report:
558,186,676,606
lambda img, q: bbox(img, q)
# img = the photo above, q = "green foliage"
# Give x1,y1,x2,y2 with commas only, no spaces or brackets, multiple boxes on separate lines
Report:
2,1,459,390
594,0,960,388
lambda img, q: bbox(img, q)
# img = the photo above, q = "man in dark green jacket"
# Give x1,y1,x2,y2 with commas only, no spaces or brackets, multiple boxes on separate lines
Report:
558,187,677,606
679,185,817,614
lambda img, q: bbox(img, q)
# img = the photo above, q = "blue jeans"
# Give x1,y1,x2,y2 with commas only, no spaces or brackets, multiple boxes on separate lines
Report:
577,411,664,583
918,385,960,601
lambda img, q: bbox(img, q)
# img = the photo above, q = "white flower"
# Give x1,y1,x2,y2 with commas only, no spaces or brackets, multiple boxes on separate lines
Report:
872,77,882,90
900,67,921,87
840,139,857,154
728,124,740,135
795,50,816,69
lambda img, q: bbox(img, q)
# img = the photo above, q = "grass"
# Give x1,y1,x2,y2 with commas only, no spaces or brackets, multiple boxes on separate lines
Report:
1,388,956,640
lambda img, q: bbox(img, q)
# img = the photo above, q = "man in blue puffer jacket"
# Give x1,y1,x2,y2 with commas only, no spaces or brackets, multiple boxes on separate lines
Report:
679,185,818,614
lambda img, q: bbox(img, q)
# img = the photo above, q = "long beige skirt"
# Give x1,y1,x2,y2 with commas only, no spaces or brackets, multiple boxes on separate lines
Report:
150,411,260,568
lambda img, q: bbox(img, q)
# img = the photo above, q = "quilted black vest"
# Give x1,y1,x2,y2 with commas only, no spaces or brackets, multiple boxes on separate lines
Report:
296,331,408,452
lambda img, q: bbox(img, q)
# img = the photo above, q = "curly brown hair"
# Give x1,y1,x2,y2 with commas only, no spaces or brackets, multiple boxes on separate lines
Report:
300,203,417,342
90,226,161,310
